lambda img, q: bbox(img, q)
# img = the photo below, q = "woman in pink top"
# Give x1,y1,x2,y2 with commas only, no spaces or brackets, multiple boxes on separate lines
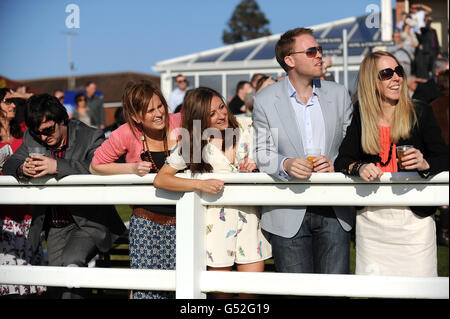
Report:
90,81,180,299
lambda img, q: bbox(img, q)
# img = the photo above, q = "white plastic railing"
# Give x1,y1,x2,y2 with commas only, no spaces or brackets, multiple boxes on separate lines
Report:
0,172,448,299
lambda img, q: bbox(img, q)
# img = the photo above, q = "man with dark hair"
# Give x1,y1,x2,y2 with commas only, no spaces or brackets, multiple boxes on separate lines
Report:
3,94,126,298
228,80,253,115
253,27,354,276
85,81,105,129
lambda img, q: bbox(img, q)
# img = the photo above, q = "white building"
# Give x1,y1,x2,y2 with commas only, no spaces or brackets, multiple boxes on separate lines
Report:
153,2,394,100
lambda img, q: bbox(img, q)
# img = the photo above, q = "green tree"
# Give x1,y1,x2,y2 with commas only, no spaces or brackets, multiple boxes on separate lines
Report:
222,0,271,44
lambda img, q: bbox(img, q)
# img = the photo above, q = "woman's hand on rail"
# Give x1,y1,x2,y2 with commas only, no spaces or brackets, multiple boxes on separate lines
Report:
238,157,258,172
197,179,225,194
133,161,153,176
359,163,383,182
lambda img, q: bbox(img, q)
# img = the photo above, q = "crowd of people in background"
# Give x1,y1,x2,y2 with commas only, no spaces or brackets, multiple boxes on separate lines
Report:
0,14,449,300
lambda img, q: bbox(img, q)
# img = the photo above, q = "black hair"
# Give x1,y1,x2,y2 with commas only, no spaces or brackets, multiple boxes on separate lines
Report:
25,94,68,133
235,81,251,94
74,92,86,104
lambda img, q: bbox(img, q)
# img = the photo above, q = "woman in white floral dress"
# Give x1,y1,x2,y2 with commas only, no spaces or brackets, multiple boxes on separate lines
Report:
154,87,271,297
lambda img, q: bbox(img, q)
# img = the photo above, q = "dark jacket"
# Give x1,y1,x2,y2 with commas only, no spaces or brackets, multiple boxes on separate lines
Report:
3,119,126,252
335,100,448,217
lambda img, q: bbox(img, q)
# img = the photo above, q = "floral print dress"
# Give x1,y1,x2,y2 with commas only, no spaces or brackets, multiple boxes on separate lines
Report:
166,117,272,267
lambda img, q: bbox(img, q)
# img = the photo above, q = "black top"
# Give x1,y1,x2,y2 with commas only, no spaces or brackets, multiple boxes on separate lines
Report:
228,95,245,115
134,150,176,217
335,100,449,217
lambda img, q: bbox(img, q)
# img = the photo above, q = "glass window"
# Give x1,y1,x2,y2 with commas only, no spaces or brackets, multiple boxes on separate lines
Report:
194,52,224,63
223,46,255,61
199,75,222,95
251,40,277,60
226,74,250,100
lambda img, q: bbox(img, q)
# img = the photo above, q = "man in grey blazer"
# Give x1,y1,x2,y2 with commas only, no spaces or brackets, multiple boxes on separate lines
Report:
3,94,126,298
253,28,354,274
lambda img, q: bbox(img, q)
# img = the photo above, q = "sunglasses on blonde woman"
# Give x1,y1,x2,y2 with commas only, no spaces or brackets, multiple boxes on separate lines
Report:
378,65,404,81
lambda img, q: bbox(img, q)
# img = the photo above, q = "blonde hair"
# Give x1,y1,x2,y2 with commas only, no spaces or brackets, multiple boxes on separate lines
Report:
357,51,416,155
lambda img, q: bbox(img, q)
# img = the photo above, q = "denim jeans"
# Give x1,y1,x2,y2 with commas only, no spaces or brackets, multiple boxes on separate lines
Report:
269,206,350,274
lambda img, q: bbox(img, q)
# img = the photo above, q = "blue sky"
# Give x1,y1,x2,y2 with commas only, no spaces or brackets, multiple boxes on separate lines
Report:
0,0,391,80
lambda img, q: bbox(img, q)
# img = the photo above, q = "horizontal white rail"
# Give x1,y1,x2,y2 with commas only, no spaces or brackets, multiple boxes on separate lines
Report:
0,172,448,299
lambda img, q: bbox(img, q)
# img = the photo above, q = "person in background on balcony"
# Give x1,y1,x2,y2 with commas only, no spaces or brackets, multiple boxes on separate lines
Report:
228,81,253,115
3,94,126,298
154,87,271,299
72,93,96,127
250,73,265,92
53,89,73,118
252,27,354,278
85,81,105,130
1,88,46,298
168,74,189,114
334,51,448,276
90,81,181,299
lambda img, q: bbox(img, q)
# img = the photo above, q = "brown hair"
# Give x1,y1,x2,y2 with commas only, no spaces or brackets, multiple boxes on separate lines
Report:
275,28,314,72
181,87,239,173
121,81,169,136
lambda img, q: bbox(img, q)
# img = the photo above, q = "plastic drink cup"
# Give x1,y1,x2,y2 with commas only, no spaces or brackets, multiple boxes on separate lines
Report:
305,148,321,167
28,146,46,156
396,145,413,169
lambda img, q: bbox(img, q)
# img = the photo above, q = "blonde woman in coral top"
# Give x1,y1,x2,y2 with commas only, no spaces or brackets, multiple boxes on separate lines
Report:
335,51,448,277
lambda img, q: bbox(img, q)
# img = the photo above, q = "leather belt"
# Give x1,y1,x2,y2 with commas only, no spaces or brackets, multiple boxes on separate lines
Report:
132,207,176,226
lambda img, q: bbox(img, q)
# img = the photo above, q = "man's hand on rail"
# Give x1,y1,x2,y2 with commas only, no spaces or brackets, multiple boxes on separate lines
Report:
312,155,335,173
283,158,313,179
27,155,58,178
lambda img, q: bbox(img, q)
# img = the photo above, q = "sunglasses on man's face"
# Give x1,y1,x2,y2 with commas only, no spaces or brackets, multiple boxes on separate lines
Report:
33,122,57,137
1,99,13,104
290,46,323,58
378,65,404,81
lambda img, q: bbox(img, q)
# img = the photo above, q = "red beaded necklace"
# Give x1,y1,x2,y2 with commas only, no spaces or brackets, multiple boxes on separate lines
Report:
141,132,168,172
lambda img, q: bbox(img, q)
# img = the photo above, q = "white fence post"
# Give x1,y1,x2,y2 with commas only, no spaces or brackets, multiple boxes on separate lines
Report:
175,191,206,299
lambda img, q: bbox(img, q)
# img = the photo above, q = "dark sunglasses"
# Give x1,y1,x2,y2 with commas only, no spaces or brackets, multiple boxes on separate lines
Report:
378,65,404,81
33,122,57,137
290,46,323,58
1,99,13,104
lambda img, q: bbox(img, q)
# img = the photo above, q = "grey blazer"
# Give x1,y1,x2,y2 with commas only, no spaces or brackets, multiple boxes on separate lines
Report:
252,77,354,238
3,119,126,253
